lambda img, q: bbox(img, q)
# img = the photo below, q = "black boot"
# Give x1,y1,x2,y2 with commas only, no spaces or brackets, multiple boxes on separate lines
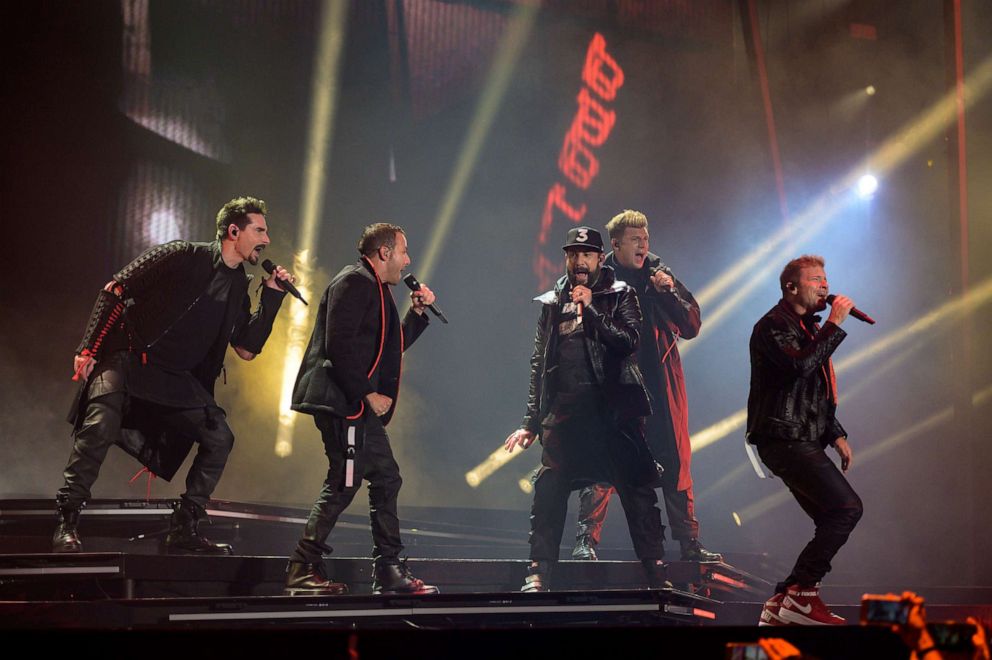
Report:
372,559,439,595
163,499,233,555
284,561,349,595
571,534,599,560
52,495,82,553
521,560,553,592
680,538,723,563
641,559,673,589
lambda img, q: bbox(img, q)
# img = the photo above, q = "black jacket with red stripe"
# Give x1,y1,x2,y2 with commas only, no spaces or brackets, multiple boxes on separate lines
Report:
291,257,429,425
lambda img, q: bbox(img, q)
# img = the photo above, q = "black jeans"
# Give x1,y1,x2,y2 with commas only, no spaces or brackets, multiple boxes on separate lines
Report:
292,412,403,565
756,440,863,591
59,391,235,509
577,481,698,543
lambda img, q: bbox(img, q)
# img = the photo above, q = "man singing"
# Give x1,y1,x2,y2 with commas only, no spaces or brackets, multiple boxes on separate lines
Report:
749,255,863,625
286,223,438,596
55,196,293,554
571,210,720,563
505,226,668,592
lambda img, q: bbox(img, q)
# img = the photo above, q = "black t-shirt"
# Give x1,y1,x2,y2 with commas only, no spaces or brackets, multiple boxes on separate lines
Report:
554,299,597,398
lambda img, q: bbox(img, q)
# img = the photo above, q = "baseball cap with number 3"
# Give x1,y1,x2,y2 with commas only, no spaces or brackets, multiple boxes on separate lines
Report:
562,226,605,253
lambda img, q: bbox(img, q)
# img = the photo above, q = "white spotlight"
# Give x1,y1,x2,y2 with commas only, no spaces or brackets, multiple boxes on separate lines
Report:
865,85,876,96
856,174,878,199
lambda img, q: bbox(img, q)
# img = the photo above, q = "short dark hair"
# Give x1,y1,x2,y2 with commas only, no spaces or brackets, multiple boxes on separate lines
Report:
216,196,267,240
780,254,825,292
357,223,404,256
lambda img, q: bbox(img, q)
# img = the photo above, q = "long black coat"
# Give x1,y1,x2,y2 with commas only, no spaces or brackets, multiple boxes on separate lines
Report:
71,240,285,479
747,300,847,447
521,266,660,487
605,252,700,491
291,257,429,425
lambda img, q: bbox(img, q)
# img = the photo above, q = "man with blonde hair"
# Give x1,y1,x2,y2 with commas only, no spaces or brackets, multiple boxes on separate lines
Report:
570,209,721,564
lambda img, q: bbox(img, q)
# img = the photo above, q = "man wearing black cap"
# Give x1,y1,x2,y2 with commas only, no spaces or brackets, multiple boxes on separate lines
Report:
505,226,669,592
571,209,720,564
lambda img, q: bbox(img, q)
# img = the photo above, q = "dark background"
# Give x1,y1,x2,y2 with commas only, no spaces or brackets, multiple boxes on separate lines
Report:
2,0,990,587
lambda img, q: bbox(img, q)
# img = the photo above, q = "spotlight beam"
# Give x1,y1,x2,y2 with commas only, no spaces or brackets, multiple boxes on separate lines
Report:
688,52,992,346
413,3,539,293
274,0,349,457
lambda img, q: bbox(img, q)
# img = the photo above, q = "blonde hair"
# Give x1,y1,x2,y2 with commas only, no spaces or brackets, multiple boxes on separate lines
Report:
605,209,648,240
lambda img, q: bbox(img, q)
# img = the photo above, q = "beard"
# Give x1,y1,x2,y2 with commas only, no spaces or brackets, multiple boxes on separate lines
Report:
567,264,601,288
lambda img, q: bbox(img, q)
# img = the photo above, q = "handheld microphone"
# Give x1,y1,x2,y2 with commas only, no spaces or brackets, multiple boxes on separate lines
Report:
825,294,875,325
403,273,448,323
261,259,307,305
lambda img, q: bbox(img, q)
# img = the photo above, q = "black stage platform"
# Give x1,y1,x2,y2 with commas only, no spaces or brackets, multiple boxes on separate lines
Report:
2,499,989,658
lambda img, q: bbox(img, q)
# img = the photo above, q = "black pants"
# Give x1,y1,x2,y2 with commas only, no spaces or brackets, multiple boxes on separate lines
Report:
292,412,403,565
59,391,235,509
529,411,665,561
577,480,698,543
531,468,665,561
756,440,863,591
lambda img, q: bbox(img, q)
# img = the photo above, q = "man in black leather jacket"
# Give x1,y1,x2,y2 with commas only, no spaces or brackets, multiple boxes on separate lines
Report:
505,226,668,592
749,254,863,626
572,210,720,564
55,196,292,555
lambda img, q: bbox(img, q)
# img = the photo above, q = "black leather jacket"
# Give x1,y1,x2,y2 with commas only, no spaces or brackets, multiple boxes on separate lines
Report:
522,265,651,434
747,300,847,446
77,240,284,396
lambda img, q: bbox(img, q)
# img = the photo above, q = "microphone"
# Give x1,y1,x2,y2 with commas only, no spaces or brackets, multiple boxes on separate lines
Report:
825,294,875,325
403,273,448,323
649,265,675,292
261,259,307,305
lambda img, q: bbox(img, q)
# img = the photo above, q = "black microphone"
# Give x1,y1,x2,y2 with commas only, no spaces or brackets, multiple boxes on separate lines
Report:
825,294,875,325
403,273,448,323
261,259,307,305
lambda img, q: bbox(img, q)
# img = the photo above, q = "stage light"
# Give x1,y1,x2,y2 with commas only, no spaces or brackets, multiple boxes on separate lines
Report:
274,0,349,457
683,51,992,357
518,478,534,494
856,174,878,198
866,85,876,96
414,3,539,290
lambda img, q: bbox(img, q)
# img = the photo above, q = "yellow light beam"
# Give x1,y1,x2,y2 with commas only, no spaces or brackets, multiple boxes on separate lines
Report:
465,444,520,488
414,3,539,288
275,0,349,457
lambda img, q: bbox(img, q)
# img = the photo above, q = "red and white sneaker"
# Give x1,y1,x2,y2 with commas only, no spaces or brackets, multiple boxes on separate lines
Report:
758,592,788,626
778,584,845,625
